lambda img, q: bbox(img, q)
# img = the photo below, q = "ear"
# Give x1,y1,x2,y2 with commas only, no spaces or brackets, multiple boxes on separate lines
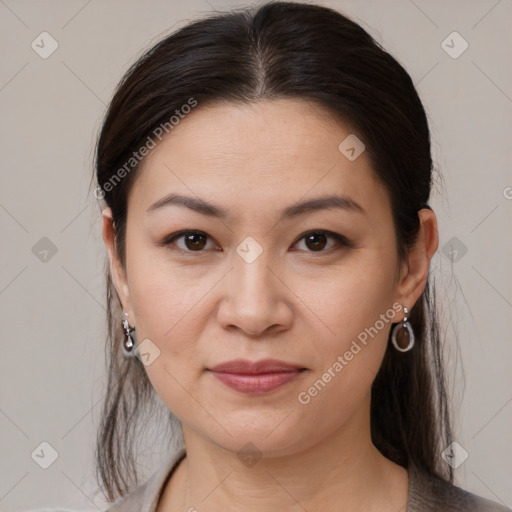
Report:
395,208,439,311
102,207,132,318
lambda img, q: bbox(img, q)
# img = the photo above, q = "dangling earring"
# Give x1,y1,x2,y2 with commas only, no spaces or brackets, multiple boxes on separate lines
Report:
122,311,137,357
391,305,415,352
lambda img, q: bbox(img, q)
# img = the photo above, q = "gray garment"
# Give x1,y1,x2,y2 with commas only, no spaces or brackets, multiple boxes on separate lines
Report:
103,447,511,512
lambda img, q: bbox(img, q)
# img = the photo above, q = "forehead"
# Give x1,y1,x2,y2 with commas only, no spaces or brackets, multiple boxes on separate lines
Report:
128,98,390,222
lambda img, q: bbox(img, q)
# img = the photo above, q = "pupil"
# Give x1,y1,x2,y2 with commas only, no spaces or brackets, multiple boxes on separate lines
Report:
306,232,326,251
186,233,206,250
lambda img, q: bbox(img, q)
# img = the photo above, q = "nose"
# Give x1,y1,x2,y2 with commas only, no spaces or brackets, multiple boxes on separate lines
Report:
216,249,293,337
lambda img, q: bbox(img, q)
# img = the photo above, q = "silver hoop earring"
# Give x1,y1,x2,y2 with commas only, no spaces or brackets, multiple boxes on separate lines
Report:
122,311,137,357
391,306,415,352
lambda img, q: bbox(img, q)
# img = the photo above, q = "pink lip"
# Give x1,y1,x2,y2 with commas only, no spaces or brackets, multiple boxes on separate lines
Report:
210,371,304,395
207,359,307,395
208,358,305,374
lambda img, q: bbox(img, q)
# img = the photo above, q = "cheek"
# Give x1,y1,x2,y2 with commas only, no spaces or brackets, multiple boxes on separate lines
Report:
124,239,234,392
292,249,397,399
295,246,397,347
126,241,210,339
129,269,205,415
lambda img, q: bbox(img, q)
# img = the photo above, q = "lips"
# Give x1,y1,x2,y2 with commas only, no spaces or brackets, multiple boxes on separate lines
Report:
207,359,307,395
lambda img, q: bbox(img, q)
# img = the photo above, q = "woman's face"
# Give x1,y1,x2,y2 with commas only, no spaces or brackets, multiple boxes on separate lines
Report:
106,98,414,456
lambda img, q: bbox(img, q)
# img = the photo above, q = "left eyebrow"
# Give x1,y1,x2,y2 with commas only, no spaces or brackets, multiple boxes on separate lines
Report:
146,193,366,220
280,194,365,219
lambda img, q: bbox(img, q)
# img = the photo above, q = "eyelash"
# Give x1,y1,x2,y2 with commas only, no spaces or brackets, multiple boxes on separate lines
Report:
161,229,352,255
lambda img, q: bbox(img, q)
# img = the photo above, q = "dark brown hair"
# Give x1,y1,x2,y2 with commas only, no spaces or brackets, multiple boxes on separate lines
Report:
92,1,453,501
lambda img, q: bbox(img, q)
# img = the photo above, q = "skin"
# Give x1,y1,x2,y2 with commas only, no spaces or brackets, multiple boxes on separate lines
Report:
102,98,438,511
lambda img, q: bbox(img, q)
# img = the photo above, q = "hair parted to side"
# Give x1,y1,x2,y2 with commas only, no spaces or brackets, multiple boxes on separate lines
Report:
92,0,452,501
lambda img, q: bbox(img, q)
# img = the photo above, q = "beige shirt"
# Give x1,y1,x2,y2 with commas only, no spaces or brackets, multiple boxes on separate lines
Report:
104,446,511,512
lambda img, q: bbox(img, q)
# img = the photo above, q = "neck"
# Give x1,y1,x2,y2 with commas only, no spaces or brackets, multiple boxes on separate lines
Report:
160,396,408,512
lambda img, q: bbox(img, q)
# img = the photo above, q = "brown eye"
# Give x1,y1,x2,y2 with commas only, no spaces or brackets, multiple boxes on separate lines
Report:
164,231,214,252
293,230,350,253
304,231,328,251
183,232,207,251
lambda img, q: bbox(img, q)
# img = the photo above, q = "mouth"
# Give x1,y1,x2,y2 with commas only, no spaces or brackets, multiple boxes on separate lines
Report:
206,359,308,395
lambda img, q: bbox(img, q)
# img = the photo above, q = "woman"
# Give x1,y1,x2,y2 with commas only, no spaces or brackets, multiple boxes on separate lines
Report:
92,2,510,511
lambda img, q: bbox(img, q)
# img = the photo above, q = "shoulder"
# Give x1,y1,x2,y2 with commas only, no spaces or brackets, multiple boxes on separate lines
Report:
105,446,186,512
408,465,511,512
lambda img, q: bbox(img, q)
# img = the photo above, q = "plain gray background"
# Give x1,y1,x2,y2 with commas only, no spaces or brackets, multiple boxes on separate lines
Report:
1,0,511,510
